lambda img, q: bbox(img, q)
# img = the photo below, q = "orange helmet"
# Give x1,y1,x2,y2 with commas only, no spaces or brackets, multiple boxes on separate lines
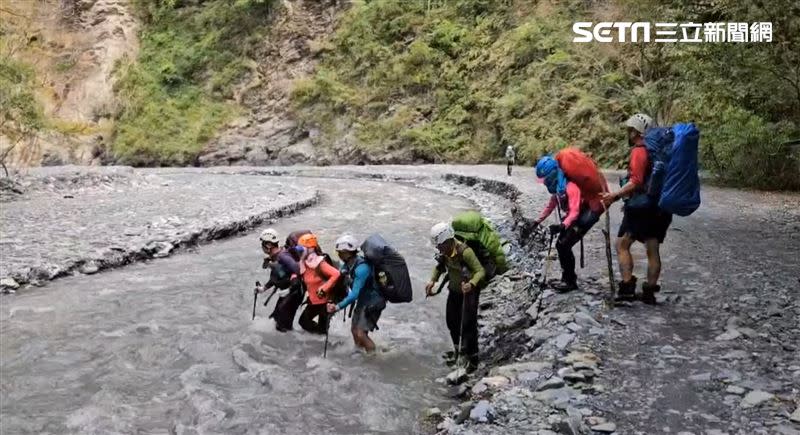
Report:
297,233,319,249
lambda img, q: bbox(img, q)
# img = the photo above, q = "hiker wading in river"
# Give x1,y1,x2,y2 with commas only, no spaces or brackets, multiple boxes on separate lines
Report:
258,228,302,331
327,235,386,353
296,233,340,333
426,222,486,372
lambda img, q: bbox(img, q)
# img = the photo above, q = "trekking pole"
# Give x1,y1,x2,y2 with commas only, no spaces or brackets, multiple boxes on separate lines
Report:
323,311,331,358
455,289,466,369
601,203,616,306
262,286,278,307
540,232,555,290
598,166,617,307
580,238,585,268
252,281,260,320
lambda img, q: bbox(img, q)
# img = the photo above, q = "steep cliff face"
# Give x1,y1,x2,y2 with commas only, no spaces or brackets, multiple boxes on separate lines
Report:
1,0,138,167
197,0,345,166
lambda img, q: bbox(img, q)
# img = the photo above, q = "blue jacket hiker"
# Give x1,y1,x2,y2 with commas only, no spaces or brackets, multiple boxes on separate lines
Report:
327,234,386,353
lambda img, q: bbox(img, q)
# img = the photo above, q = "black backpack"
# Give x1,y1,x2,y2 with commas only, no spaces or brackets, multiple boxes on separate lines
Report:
360,234,412,303
322,253,349,304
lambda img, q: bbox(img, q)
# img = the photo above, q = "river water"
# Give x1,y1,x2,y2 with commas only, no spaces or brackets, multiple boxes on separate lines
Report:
0,176,473,434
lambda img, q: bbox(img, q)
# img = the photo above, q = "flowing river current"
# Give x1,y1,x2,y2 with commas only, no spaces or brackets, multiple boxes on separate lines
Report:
0,177,474,434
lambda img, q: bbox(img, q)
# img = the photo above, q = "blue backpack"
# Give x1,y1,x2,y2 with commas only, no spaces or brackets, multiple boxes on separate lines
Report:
626,123,701,216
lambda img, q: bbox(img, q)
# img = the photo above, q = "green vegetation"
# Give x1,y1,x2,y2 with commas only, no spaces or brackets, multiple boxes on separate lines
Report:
0,50,47,170
293,0,800,190
112,0,276,166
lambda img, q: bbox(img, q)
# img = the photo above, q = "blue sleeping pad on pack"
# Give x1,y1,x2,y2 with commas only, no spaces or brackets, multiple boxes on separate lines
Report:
658,123,701,216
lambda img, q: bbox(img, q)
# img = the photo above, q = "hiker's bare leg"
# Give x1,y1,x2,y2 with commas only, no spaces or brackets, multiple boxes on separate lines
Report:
616,234,635,282
353,328,375,353
644,239,662,286
351,328,364,349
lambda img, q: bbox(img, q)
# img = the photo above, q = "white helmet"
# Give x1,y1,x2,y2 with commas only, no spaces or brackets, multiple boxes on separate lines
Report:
430,222,455,246
259,228,280,244
624,113,654,134
334,234,359,252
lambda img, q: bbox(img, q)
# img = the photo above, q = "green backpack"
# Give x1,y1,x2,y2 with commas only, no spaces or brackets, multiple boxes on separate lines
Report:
451,211,508,278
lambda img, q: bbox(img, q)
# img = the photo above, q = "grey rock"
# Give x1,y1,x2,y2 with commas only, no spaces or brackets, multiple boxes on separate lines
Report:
79,261,100,275
0,277,20,289
446,384,469,398
790,407,800,423
574,311,601,328
526,303,540,319
491,360,552,378
715,328,742,341
705,430,729,435
774,425,800,435
454,402,473,424
469,400,495,423
537,377,565,391
689,372,712,382
591,422,617,433
471,382,488,395
534,386,579,407
740,390,775,408
725,385,746,395
588,327,606,336
554,333,575,350
422,407,442,419
517,371,544,385
566,322,583,332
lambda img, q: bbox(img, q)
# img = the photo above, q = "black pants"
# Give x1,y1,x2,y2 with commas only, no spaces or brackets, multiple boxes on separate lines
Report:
299,303,329,334
507,160,513,175
556,208,600,284
270,285,303,331
445,289,480,360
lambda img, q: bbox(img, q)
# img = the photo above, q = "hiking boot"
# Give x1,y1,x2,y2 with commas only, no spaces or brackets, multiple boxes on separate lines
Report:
554,279,579,293
641,283,659,305
442,350,457,365
615,277,637,302
457,355,479,373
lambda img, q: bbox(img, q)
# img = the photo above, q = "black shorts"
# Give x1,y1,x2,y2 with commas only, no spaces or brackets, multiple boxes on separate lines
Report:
618,206,673,243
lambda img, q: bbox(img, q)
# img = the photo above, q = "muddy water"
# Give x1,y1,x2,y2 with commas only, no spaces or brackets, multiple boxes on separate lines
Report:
0,177,473,435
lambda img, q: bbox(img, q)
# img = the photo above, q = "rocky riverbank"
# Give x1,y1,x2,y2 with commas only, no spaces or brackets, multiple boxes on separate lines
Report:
0,167,319,291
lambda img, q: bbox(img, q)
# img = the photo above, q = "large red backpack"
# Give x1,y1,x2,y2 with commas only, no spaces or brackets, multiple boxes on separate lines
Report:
554,147,608,200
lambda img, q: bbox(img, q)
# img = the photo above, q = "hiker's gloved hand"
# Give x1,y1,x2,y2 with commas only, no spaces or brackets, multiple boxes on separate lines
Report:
326,303,338,314
425,281,435,296
549,223,565,236
461,282,474,293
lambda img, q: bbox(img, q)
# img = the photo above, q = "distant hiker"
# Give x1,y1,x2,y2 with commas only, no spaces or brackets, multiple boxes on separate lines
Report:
601,113,673,304
258,228,303,332
296,233,341,334
426,222,486,372
326,235,386,353
533,154,605,292
505,144,516,176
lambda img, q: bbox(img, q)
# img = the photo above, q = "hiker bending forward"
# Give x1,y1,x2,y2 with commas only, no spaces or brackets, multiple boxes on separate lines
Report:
259,228,302,332
297,234,340,334
327,235,386,353
534,156,603,292
426,222,485,372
